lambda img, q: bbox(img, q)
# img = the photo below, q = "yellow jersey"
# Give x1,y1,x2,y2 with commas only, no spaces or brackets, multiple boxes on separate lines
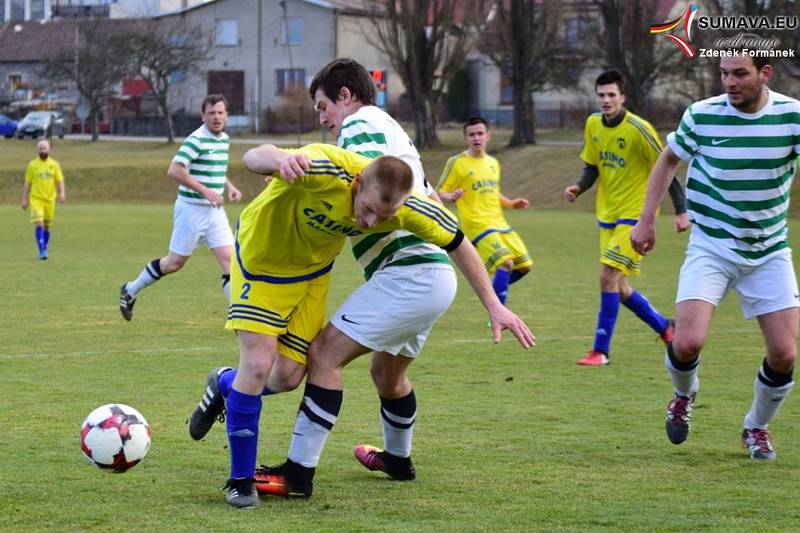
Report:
436,151,508,240
236,144,463,282
24,157,64,202
579,111,662,228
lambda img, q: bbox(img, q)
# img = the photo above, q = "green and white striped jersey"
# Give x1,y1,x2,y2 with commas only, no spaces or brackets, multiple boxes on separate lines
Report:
172,125,230,205
339,106,452,279
667,90,800,264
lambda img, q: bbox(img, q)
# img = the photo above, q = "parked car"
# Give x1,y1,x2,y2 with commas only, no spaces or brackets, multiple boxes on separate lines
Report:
15,111,66,139
0,113,18,138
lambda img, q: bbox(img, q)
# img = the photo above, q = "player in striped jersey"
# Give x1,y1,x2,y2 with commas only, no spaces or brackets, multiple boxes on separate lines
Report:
118,95,242,321
565,69,689,366
632,54,800,460
209,142,533,506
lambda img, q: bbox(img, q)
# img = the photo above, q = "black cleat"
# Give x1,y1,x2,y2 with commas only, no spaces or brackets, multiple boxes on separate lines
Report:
255,460,314,498
119,283,136,321
354,444,416,480
189,367,232,440
665,392,696,444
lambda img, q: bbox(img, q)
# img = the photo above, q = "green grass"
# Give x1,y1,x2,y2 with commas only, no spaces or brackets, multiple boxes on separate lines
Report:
2,204,799,531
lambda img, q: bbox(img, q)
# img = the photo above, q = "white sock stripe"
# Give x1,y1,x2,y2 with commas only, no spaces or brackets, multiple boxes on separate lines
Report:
302,396,338,425
381,407,416,426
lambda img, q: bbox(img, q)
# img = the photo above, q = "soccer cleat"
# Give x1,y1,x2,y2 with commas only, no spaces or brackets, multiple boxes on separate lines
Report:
189,366,232,441
255,460,314,498
354,444,416,481
223,477,260,508
39,249,48,260
665,392,696,444
742,428,776,460
119,283,136,321
660,319,675,345
577,350,609,366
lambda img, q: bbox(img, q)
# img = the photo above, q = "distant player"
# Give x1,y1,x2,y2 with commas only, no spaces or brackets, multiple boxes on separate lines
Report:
20,140,65,260
564,69,689,366
437,116,532,305
118,94,242,320
632,54,800,460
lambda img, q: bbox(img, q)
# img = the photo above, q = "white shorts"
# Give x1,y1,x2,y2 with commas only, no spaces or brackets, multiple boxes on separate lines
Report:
168,199,234,256
676,245,800,320
330,264,457,357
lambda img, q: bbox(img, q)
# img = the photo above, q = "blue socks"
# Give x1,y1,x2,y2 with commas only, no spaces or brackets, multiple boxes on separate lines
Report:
218,369,272,398
622,290,668,334
226,389,262,479
593,292,620,355
492,269,511,305
35,226,45,253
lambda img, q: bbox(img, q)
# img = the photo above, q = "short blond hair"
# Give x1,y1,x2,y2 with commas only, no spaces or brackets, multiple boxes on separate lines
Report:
360,156,413,206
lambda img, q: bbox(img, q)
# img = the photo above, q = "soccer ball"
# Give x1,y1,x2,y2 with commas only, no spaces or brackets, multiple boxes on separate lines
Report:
80,403,151,473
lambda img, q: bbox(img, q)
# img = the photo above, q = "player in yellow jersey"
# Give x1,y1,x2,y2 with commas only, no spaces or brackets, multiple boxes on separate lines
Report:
208,142,534,507
437,117,532,307
20,140,65,260
564,69,689,366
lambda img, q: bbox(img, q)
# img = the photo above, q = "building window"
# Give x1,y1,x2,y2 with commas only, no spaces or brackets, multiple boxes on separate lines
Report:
500,65,513,105
30,0,45,19
216,19,238,47
10,0,24,21
281,17,303,46
564,17,590,53
275,69,305,96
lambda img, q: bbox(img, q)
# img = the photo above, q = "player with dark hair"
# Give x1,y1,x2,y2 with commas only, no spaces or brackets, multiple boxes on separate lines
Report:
119,95,242,320
437,116,532,306
632,54,800,460
564,69,690,366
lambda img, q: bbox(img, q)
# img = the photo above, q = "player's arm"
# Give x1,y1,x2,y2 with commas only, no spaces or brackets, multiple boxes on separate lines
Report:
564,164,599,202
667,177,689,232
448,238,535,348
225,177,242,202
630,146,682,255
55,162,65,203
436,155,464,203
20,181,30,210
167,161,224,207
500,193,529,209
243,144,310,182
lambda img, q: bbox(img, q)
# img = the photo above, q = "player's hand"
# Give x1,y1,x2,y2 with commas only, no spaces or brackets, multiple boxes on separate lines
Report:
227,182,242,202
279,153,311,182
58,192,65,203
512,197,530,209
489,305,536,348
564,185,580,203
21,199,28,210
630,220,657,256
673,213,690,233
203,189,224,208
450,188,464,202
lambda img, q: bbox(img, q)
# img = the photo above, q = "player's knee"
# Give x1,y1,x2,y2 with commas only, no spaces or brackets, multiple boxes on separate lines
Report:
766,344,797,373
500,259,514,271
673,336,703,361
266,365,304,393
162,256,187,273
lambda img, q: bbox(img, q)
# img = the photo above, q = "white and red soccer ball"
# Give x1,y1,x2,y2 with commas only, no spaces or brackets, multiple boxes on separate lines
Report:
80,404,151,473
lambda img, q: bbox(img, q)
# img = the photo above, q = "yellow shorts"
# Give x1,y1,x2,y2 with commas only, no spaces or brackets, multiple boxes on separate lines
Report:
472,228,532,275
224,257,330,365
600,224,642,276
29,198,55,225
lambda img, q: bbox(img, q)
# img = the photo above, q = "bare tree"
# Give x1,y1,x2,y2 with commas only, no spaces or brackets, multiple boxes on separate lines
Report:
45,19,130,141
121,20,214,143
479,0,567,145
363,0,472,148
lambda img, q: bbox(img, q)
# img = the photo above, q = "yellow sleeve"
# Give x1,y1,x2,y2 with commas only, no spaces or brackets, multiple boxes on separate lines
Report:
287,144,368,194
53,161,64,183
638,121,664,168
579,117,597,166
397,192,463,250
436,155,461,193
24,161,34,184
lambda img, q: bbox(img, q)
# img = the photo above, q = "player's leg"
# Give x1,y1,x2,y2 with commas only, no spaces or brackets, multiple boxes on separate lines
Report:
501,230,533,294
738,253,799,459
207,206,235,302
120,201,199,320
577,261,621,365
29,199,47,259
42,201,54,257
474,231,514,304
224,330,278,508
353,351,417,480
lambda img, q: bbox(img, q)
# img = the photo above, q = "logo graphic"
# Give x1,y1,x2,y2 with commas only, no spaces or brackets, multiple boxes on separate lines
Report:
340,314,361,325
711,138,731,146
650,3,698,59
616,138,626,150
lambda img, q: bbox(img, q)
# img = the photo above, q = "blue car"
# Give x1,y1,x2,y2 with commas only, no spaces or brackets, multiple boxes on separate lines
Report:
0,113,18,138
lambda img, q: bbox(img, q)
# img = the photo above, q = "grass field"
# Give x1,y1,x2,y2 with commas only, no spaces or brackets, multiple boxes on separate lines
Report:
2,200,800,531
